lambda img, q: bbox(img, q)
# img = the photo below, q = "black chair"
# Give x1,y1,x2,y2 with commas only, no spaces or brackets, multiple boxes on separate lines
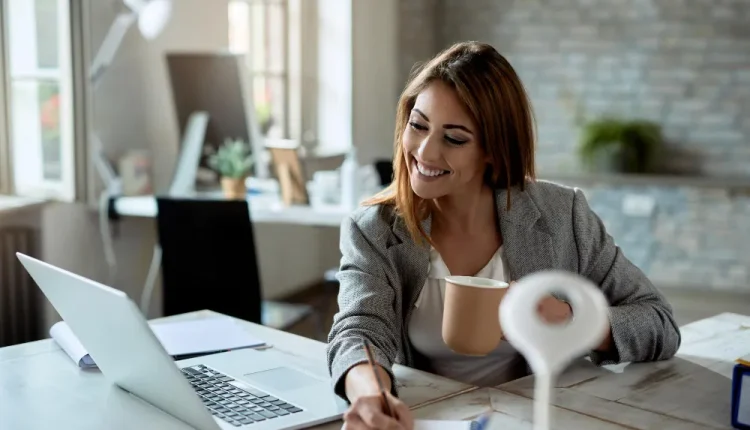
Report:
155,197,317,332
373,159,394,187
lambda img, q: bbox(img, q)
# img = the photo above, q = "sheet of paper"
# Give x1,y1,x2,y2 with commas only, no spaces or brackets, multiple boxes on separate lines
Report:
414,420,474,430
49,321,96,368
150,316,265,357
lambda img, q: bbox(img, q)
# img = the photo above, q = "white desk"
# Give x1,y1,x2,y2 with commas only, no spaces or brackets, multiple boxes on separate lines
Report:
486,312,750,429
0,310,471,430
114,194,350,227
3,311,746,429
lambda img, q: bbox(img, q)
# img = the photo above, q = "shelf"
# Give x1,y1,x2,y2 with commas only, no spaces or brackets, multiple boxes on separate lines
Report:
540,172,750,192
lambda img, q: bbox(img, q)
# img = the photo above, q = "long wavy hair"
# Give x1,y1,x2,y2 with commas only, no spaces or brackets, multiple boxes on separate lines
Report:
363,41,537,245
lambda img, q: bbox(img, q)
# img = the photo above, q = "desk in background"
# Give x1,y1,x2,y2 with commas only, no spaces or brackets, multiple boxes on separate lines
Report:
114,193,350,228
2,311,748,429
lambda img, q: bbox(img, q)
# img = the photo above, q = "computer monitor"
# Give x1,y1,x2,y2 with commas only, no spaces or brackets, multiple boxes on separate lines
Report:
165,52,267,185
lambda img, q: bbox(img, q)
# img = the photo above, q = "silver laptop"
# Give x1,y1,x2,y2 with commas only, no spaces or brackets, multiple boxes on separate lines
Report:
16,253,347,430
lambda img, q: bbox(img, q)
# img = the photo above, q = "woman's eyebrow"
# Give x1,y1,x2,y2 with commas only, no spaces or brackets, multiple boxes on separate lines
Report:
413,109,473,135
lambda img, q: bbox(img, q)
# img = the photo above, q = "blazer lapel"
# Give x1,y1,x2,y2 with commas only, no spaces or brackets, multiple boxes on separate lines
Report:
390,213,431,314
495,186,556,281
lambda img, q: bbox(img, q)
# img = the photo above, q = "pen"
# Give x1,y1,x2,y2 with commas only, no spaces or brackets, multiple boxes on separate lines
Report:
362,339,394,418
471,412,492,430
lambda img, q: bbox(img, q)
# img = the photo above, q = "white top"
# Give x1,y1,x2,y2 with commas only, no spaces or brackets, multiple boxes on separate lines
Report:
407,246,525,387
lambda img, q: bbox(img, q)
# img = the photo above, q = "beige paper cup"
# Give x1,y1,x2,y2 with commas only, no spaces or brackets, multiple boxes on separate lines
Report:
442,276,510,356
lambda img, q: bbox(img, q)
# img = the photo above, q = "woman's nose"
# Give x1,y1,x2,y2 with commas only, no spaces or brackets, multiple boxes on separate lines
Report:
416,136,440,161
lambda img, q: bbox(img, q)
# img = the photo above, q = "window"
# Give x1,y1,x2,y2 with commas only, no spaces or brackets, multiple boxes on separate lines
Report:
228,0,289,140
2,0,74,200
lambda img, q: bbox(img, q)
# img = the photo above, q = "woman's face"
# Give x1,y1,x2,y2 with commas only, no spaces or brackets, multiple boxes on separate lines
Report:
402,80,487,200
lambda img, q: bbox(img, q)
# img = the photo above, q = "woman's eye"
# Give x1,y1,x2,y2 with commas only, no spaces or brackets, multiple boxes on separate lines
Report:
409,121,427,131
445,135,468,145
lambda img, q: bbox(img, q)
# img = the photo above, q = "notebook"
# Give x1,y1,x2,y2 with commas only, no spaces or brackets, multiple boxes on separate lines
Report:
50,316,266,368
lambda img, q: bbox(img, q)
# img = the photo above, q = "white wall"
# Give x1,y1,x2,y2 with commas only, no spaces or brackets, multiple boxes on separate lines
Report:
351,0,399,165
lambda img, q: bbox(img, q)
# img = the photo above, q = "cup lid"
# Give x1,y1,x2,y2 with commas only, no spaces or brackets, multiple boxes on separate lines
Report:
444,276,509,289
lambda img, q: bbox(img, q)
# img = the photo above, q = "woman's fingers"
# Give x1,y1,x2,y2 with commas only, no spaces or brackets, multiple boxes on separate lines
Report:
348,395,405,430
387,393,414,430
342,410,367,430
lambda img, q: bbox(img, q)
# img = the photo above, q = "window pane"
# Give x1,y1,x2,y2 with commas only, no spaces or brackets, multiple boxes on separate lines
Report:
10,80,62,192
266,1,286,73
35,0,59,68
253,76,286,139
267,76,287,139
250,2,267,72
228,1,250,54
8,0,59,76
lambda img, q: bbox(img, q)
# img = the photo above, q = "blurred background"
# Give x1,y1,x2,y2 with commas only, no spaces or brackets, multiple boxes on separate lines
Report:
1,0,749,347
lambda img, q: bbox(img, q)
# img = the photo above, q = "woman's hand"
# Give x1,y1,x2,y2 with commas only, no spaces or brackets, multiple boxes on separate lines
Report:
342,391,414,430
343,363,414,430
508,280,572,325
536,295,572,324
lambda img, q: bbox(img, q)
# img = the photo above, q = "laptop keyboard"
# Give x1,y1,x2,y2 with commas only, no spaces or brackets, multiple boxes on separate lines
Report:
182,364,304,427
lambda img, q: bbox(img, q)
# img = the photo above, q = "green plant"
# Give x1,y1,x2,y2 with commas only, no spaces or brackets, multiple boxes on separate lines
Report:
579,118,663,174
208,138,254,179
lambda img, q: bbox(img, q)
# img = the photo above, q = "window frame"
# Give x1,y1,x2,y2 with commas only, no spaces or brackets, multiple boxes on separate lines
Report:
228,0,316,152
0,0,77,201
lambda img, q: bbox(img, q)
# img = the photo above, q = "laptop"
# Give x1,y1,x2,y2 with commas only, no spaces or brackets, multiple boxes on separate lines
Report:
16,253,348,430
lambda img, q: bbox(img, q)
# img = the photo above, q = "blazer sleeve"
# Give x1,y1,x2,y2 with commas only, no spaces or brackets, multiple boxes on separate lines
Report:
571,188,682,365
326,215,400,401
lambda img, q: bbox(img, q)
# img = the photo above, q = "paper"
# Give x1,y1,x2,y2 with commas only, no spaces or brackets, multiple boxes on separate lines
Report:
50,321,97,368
50,316,266,368
737,353,750,367
150,317,265,357
414,420,474,430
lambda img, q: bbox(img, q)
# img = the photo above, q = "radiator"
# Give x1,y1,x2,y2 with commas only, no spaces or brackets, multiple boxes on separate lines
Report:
0,227,41,347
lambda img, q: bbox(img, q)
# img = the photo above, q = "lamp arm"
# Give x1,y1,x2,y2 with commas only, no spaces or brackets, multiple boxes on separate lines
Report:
89,12,137,87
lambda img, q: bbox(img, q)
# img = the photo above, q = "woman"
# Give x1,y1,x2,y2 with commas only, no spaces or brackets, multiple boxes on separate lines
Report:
326,41,681,430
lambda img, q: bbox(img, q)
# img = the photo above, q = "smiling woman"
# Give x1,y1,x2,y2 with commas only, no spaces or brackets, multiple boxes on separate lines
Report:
327,41,681,430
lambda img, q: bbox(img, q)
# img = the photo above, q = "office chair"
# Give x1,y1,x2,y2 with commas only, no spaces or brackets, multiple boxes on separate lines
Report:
154,197,317,333
373,159,394,187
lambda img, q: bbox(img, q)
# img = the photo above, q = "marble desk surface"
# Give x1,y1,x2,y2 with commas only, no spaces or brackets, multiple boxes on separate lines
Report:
404,312,750,430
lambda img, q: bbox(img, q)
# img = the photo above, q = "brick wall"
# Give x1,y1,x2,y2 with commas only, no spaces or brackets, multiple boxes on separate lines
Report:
397,0,750,292
400,0,750,176
570,182,750,291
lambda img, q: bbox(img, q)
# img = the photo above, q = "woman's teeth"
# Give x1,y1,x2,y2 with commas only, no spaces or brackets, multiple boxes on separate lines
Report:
416,162,448,177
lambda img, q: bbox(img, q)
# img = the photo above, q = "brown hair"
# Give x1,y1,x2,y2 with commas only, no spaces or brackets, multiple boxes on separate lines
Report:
364,41,537,245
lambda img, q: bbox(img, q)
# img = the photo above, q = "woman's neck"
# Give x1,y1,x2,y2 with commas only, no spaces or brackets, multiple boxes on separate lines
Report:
431,184,496,235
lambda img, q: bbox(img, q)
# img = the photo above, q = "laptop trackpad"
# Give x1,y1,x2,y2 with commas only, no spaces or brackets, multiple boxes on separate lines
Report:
244,367,319,392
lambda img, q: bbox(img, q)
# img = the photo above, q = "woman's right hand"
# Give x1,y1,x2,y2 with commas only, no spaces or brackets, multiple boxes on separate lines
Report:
343,391,413,430
343,363,414,430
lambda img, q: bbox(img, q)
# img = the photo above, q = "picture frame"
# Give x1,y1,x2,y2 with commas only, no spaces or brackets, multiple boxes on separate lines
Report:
266,140,309,206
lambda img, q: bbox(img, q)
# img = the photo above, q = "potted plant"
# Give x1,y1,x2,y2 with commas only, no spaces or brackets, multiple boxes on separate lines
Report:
208,138,254,199
578,118,663,174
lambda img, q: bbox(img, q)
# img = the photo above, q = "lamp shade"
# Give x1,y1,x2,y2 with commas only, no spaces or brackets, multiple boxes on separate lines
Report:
137,0,172,39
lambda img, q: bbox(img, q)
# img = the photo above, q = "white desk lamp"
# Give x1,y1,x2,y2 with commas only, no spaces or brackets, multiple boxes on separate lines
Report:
90,0,172,288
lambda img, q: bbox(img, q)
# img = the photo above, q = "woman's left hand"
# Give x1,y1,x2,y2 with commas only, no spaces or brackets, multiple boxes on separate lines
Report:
536,296,572,324
507,281,573,324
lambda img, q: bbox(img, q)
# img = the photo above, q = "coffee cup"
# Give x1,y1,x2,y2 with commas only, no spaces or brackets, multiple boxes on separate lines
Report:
442,276,510,356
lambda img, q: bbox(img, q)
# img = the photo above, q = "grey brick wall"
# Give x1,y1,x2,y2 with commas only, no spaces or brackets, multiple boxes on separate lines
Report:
571,182,750,292
399,0,750,177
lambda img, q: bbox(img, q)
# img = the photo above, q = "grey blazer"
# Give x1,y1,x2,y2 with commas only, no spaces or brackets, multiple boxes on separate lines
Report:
326,179,681,400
